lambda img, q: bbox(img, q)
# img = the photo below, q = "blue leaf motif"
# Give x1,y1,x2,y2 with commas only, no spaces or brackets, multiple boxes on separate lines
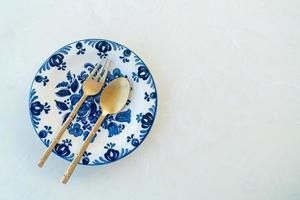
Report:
63,112,71,123
107,122,119,137
71,79,79,93
55,89,71,97
115,109,131,123
55,81,69,88
55,100,69,111
67,71,73,82
43,139,50,147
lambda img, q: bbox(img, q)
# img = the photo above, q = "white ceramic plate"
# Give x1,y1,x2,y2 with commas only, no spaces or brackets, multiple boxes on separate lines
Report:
29,39,157,165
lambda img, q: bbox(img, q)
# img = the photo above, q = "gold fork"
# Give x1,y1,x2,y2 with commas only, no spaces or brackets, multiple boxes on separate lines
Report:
37,58,111,167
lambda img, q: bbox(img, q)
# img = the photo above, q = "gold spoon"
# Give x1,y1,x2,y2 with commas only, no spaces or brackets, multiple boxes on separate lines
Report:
61,77,131,184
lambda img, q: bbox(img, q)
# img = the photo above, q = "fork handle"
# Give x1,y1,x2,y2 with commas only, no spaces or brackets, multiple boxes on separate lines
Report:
37,94,88,168
61,113,107,184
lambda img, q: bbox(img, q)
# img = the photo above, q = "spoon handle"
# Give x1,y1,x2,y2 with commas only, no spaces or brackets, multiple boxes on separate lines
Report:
37,94,88,168
61,113,107,184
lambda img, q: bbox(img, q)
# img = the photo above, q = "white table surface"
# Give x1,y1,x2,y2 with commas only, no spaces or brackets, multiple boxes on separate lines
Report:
0,0,299,199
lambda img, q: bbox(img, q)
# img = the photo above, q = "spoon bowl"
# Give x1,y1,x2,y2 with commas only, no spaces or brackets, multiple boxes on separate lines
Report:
100,77,131,115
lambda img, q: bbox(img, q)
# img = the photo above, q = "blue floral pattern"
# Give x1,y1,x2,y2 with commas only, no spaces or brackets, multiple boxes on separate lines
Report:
127,134,140,147
53,139,74,160
29,39,157,165
38,125,52,138
76,42,86,55
29,89,50,128
38,45,71,73
119,49,131,63
132,55,155,88
35,75,49,86
144,91,157,102
82,151,92,165
54,68,132,142
136,105,156,140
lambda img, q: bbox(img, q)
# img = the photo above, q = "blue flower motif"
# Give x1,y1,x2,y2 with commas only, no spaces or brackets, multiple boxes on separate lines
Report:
38,130,47,138
49,54,64,66
84,62,96,72
104,143,119,161
35,75,49,86
104,149,119,161
87,111,100,124
82,151,92,165
76,42,82,49
69,123,83,137
30,101,50,115
29,89,51,128
102,109,131,137
76,42,86,55
57,64,66,70
30,102,44,116
119,49,131,63
96,41,112,58
95,41,112,53
133,57,155,88
126,134,139,147
82,123,92,131
136,113,143,123
137,66,150,80
131,138,139,147
76,115,88,124
137,105,156,140
77,102,90,116
132,72,139,82
49,53,66,70
141,112,154,129
54,139,72,158
123,49,131,57
107,68,124,82
107,121,119,137
38,125,52,138
38,45,71,73
115,109,131,123
77,71,88,83
144,91,157,102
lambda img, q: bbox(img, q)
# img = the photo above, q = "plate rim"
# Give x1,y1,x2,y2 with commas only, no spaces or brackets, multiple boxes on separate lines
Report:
28,38,158,166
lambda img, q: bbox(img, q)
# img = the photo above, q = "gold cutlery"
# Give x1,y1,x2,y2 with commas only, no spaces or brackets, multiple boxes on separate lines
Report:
61,77,130,184
37,58,111,168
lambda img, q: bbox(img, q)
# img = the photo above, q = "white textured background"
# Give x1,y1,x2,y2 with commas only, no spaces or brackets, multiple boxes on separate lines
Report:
0,0,299,199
